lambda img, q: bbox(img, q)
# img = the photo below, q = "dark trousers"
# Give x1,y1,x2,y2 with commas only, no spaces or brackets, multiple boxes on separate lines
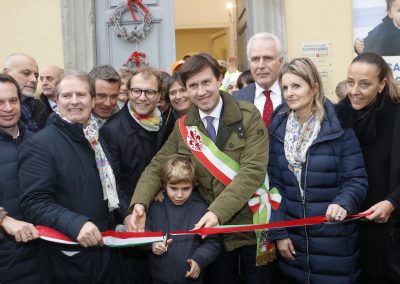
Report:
361,276,399,284
122,247,152,284
360,222,400,283
39,243,128,284
204,244,276,284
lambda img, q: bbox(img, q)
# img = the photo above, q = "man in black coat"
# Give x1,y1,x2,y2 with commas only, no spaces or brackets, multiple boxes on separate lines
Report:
18,71,127,283
3,53,51,132
101,66,167,220
89,65,121,128
0,73,40,283
101,66,167,284
39,65,64,113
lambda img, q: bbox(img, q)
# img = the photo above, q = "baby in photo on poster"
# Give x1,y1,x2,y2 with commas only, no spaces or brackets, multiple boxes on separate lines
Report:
354,0,400,56
145,155,220,284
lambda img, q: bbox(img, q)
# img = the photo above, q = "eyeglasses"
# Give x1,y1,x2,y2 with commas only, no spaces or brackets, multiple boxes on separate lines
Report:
130,88,159,99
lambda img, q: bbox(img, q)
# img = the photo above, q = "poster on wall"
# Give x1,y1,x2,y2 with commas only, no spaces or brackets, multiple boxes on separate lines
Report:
300,43,331,65
352,0,400,80
299,42,333,96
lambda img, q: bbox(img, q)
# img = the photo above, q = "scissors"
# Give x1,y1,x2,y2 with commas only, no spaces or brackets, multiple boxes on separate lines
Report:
164,233,169,252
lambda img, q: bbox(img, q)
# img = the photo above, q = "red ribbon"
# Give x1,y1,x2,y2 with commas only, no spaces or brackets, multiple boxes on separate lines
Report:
35,213,369,245
128,51,146,68
127,0,150,22
171,214,369,236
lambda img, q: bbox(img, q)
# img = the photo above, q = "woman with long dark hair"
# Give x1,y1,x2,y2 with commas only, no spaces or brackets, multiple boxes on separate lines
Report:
336,52,400,284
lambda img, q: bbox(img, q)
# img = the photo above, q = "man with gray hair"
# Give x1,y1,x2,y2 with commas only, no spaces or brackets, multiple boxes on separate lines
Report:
18,71,127,283
3,53,49,132
234,32,284,128
89,65,121,127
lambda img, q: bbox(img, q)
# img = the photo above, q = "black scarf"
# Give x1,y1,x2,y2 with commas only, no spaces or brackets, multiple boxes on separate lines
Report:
336,89,386,146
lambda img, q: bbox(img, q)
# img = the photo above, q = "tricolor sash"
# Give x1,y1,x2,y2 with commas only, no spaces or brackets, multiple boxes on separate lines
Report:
178,116,281,265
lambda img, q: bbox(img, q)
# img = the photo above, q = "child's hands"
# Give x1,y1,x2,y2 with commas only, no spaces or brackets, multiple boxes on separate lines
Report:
152,239,172,255
185,259,201,279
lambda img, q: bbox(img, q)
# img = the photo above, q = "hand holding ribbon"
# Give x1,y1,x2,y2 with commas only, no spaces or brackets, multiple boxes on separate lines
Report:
361,200,395,223
129,204,146,232
193,211,219,239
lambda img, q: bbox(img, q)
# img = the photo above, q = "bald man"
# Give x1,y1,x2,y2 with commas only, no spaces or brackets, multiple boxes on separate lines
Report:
3,53,50,132
39,65,64,113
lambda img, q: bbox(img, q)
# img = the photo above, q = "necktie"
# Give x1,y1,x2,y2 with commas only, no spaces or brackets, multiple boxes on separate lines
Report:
262,90,273,127
205,116,217,142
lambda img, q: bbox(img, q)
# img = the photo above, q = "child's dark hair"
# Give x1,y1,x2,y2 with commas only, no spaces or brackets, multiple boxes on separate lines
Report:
237,69,255,89
160,155,197,186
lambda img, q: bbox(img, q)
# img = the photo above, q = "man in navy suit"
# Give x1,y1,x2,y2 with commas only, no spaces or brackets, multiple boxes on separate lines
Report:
234,32,284,127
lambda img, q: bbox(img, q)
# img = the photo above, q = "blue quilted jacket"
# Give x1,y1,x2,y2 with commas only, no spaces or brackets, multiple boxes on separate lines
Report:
268,100,368,284
0,123,40,283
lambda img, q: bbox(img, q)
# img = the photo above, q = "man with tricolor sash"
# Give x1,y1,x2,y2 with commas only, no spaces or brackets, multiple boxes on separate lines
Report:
129,53,279,284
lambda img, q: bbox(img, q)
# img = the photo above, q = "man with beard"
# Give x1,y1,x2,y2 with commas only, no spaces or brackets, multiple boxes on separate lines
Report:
101,66,166,284
3,53,50,132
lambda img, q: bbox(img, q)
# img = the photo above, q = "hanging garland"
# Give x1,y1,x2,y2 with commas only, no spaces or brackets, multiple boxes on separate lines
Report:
126,51,147,68
109,0,153,43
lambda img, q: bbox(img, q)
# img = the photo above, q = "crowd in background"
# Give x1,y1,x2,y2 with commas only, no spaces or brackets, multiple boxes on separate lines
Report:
1,28,400,284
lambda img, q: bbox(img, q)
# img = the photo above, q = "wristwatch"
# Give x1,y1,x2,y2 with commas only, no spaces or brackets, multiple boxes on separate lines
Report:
0,207,7,240
0,207,7,225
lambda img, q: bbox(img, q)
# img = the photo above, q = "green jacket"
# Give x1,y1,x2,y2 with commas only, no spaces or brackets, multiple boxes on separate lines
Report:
130,92,268,251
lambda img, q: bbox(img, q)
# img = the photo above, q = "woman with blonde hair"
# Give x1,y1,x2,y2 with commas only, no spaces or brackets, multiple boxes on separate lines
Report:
336,52,400,284
268,57,368,283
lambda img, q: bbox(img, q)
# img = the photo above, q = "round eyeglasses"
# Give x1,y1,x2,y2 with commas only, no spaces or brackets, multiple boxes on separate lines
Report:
130,88,159,99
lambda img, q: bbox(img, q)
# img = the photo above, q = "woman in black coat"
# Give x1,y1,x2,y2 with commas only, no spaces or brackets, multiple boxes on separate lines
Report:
336,52,400,284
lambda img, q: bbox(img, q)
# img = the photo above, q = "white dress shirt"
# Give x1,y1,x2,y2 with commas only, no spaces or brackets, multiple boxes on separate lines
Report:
48,98,58,112
253,81,282,115
199,95,223,135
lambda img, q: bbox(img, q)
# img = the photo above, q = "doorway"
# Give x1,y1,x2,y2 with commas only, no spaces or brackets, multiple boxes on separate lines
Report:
175,28,228,61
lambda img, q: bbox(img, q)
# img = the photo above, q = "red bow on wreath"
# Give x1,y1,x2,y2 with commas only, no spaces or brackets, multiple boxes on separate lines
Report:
128,51,146,68
127,0,150,22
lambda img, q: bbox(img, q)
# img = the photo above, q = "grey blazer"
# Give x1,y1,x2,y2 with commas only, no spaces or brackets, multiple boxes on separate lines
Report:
233,83,256,104
233,83,285,107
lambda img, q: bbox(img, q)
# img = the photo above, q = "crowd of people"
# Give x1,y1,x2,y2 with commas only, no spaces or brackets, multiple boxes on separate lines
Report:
0,31,399,284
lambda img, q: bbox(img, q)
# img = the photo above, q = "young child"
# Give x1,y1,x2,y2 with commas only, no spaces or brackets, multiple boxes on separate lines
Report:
145,155,220,284
354,0,400,56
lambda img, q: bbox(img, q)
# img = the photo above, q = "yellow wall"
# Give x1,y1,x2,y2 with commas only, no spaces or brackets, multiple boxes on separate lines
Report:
0,0,356,100
175,28,227,61
0,0,64,70
174,0,236,60
174,0,232,29
284,0,353,101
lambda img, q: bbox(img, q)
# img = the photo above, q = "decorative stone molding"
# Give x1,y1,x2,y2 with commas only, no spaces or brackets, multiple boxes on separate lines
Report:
247,0,287,58
61,0,96,72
